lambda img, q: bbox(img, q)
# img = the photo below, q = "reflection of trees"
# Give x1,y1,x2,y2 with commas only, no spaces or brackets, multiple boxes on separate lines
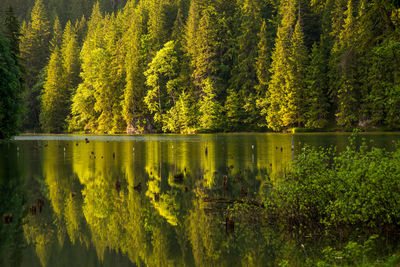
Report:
0,145,26,267
22,137,306,266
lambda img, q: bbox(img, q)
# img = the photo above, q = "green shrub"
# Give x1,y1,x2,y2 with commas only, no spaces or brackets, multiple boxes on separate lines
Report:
266,133,400,236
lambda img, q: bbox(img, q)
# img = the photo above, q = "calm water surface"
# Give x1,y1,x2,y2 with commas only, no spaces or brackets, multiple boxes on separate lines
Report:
1,133,399,266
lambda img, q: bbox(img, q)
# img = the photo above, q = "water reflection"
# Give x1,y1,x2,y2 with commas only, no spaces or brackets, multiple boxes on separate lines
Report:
1,133,400,266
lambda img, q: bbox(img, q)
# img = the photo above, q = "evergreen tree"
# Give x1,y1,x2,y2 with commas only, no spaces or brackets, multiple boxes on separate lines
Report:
163,90,198,133
4,6,22,65
305,43,329,128
330,0,359,127
198,78,222,131
144,41,180,131
230,0,262,95
365,40,400,128
224,89,245,131
121,1,151,133
283,18,308,128
191,6,219,87
50,16,62,52
255,21,271,96
61,21,81,95
75,15,88,46
69,2,103,131
266,0,296,131
94,13,126,133
40,46,66,132
19,0,51,130
0,32,22,139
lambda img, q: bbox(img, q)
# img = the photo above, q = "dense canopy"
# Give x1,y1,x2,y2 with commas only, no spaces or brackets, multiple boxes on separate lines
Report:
1,0,400,134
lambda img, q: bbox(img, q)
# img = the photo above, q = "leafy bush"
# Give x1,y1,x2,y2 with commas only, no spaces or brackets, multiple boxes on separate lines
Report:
266,133,400,236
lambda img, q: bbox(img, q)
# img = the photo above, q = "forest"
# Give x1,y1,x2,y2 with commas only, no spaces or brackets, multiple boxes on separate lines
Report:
1,0,400,136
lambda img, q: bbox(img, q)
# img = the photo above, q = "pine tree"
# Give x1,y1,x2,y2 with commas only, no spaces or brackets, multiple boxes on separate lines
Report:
330,0,359,127
61,21,81,93
4,6,22,65
94,12,126,133
75,15,88,46
121,1,149,133
255,21,271,96
230,0,262,95
0,32,22,139
50,16,62,52
69,2,103,132
254,20,272,128
19,0,51,130
191,6,219,87
163,90,198,133
266,0,296,131
198,78,222,131
283,18,308,128
305,43,329,128
224,89,245,131
40,46,67,132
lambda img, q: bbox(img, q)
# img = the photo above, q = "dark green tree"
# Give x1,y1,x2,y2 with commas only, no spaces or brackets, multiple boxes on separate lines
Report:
0,32,22,139
305,43,329,128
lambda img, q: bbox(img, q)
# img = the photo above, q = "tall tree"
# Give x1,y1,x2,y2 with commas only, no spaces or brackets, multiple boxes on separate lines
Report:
121,1,149,133
50,16,62,52
69,2,103,132
3,6,22,65
19,0,51,131
283,18,308,128
198,78,222,131
0,32,22,139
144,41,180,131
40,46,66,132
61,21,81,100
266,0,296,131
330,0,359,127
304,43,329,128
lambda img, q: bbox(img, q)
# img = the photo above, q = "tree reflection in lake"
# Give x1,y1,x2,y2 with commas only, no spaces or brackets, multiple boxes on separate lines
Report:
2,133,400,266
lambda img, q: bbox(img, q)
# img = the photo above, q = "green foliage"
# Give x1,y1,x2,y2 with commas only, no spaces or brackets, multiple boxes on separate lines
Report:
267,133,400,235
305,43,329,128
198,78,222,132
19,0,51,131
144,40,180,130
9,0,400,133
317,235,379,266
40,46,66,132
163,90,198,133
0,32,22,139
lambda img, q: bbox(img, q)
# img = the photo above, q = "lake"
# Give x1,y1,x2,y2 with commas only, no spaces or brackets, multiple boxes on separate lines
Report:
1,133,399,266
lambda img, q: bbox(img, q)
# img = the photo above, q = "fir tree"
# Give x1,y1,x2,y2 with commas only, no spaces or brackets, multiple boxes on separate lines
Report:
40,46,66,132
121,1,149,133
305,43,329,128
19,0,51,130
224,89,245,131
198,78,222,131
4,6,22,65
283,18,308,128
69,2,103,132
50,16,62,52
266,0,296,131
255,21,271,96
0,32,22,139
331,0,359,127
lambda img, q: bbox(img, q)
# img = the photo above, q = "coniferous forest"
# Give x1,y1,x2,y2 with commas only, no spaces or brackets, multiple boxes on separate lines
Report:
1,0,400,135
